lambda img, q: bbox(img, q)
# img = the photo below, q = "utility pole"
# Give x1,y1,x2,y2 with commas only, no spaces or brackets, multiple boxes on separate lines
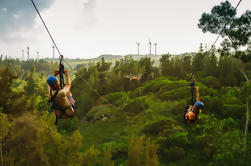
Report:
52,45,55,63
154,42,157,62
136,42,140,61
27,46,30,61
149,40,152,57
37,51,39,60
22,49,24,61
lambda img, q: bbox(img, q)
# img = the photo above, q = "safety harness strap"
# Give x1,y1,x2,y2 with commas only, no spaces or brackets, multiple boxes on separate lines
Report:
49,89,59,104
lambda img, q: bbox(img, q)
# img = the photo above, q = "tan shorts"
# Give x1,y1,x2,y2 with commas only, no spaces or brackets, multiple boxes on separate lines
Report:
55,107,75,119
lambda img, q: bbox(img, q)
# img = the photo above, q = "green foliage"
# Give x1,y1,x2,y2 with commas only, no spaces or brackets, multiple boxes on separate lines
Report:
3,112,83,166
198,1,251,52
103,147,115,166
0,112,10,140
86,105,118,123
222,104,245,118
192,50,206,75
164,146,185,161
219,38,231,56
128,136,159,166
82,146,100,166
166,132,189,147
213,130,244,166
123,97,146,114
57,117,80,136
143,118,176,136
0,65,29,115
218,56,242,86
103,91,127,107
198,76,221,89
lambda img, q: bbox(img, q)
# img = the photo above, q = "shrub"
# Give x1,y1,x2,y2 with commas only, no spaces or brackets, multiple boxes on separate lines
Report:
164,146,185,161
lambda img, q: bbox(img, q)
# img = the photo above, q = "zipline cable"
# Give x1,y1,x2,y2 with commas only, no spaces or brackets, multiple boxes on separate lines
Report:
137,80,145,110
30,0,119,109
208,0,242,52
30,0,63,59
63,58,120,109
136,56,145,110
125,79,131,106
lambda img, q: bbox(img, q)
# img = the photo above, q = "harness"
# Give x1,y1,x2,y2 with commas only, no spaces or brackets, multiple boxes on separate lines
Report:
49,89,75,125
49,90,71,114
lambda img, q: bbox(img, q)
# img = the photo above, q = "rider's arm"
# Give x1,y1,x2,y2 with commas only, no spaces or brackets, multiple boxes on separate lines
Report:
195,86,200,102
64,70,71,90
48,86,51,99
54,69,59,77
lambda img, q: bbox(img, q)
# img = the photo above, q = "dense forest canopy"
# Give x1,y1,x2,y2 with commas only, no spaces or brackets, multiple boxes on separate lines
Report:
0,1,251,166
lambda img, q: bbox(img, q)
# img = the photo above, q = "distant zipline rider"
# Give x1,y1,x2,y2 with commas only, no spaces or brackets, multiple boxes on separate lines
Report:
184,80,204,124
47,60,76,125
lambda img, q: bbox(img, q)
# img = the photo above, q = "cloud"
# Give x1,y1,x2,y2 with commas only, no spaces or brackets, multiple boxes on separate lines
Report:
74,0,98,27
83,0,96,9
0,0,55,41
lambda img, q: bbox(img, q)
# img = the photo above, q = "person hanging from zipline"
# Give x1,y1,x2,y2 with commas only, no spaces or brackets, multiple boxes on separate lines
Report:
184,85,204,124
47,68,76,125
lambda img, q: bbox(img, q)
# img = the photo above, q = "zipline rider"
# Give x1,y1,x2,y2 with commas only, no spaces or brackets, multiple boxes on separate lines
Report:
184,86,204,124
47,69,75,124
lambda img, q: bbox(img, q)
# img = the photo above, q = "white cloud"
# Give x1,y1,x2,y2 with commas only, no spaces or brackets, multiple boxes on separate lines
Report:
1,8,7,12
13,14,21,19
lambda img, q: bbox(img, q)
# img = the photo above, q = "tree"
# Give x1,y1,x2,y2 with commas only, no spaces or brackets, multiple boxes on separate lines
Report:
139,58,154,82
218,38,231,56
198,1,251,55
82,146,100,166
0,54,3,66
103,147,114,166
192,47,206,75
204,52,218,77
97,57,112,72
0,113,10,166
240,70,251,151
128,136,159,166
24,66,39,96
0,65,28,115
4,112,84,166
160,54,171,76
228,10,251,51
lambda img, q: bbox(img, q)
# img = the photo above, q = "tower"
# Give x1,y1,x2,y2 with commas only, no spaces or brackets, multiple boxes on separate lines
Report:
37,51,39,60
22,49,24,61
27,46,30,60
136,42,140,60
149,40,152,57
154,42,157,61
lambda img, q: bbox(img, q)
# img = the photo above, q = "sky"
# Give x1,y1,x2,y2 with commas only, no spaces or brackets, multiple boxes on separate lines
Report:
0,0,250,59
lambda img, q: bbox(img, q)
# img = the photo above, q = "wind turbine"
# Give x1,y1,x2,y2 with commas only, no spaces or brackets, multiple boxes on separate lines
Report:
154,42,157,61
22,49,24,61
27,46,30,61
149,40,152,57
136,42,140,60
37,51,39,60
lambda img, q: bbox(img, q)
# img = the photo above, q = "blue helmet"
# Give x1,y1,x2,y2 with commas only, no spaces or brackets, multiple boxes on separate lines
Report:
195,102,204,109
47,75,58,87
